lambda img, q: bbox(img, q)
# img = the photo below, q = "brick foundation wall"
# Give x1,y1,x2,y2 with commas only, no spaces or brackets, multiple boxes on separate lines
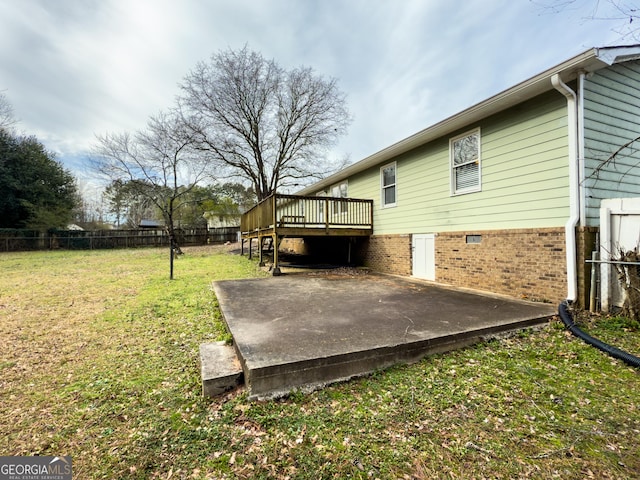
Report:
436,228,567,304
359,234,412,276
292,227,575,305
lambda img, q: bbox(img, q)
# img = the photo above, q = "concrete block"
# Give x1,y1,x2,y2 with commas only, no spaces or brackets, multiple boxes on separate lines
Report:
199,342,244,397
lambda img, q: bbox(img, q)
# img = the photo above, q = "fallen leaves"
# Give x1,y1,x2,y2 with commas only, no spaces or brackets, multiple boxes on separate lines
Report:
1,250,639,479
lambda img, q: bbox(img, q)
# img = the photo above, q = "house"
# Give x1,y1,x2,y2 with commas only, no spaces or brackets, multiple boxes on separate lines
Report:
138,219,163,229
203,211,241,229
243,45,640,307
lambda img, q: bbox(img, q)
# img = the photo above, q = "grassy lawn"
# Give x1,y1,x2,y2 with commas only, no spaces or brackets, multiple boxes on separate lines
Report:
0,246,638,479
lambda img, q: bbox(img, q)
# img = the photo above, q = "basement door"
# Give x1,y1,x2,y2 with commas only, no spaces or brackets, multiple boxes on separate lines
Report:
412,234,436,281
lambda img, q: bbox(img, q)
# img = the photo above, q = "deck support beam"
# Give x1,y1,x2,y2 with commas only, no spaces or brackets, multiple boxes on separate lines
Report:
258,236,265,266
272,234,281,276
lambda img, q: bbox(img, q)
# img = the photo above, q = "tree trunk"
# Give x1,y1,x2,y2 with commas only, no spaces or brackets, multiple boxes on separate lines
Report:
169,236,174,280
166,223,182,280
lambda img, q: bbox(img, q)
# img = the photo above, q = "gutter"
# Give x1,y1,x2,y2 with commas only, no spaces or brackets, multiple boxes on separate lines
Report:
297,47,615,196
299,46,640,197
551,73,580,303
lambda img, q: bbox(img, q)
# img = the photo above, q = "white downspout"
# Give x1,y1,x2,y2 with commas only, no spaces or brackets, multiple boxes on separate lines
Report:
577,72,586,225
552,73,579,303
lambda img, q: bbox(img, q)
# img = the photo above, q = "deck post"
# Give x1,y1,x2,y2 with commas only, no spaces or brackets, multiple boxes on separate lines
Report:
369,200,374,230
272,234,281,276
248,237,253,259
272,195,277,230
324,198,329,232
258,236,265,266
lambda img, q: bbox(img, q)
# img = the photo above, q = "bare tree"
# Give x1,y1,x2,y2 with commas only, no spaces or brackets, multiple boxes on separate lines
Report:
103,179,159,228
0,91,16,130
532,0,640,40
587,133,640,183
94,111,209,279
178,46,352,201
535,1,640,181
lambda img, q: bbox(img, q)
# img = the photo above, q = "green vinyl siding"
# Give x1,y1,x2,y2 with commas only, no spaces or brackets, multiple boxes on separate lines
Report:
583,60,640,225
347,91,570,234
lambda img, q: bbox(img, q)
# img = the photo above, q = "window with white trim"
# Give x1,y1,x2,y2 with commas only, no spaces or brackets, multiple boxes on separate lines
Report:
381,162,396,208
450,128,481,194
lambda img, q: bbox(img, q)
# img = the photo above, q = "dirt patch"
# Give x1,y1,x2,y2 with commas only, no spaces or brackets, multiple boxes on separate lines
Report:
182,242,243,255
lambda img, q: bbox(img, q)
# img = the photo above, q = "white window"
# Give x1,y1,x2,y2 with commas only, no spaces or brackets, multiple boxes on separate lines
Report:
381,162,396,208
450,129,481,195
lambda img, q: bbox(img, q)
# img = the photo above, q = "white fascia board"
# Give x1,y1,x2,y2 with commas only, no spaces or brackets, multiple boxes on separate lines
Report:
596,45,640,65
297,45,640,196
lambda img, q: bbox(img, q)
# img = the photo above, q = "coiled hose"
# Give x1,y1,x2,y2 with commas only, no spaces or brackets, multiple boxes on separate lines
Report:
558,301,640,368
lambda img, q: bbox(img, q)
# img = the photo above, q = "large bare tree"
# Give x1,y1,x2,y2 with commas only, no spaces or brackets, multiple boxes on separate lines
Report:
534,0,640,39
94,111,209,279
178,46,351,201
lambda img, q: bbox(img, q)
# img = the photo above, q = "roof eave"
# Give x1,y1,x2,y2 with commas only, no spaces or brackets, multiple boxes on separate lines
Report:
298,45,640,196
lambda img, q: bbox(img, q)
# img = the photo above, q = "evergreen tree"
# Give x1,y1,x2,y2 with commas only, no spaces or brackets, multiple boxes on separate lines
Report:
0,129,78,229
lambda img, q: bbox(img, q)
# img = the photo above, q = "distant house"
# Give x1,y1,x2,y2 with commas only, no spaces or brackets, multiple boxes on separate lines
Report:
203,211,241,229
244,45,640,307
204,200,242,229
139,219,163,229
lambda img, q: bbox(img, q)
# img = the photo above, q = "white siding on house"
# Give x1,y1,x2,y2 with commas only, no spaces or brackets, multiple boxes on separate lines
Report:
347,91,570,234
583,61,640,226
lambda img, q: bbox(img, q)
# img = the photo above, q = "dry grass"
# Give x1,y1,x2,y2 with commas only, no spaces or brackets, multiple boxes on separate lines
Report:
1,246,639,479
0,246,264,477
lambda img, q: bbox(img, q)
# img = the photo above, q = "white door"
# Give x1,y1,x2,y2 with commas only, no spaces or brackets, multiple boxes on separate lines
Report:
412,234,436,280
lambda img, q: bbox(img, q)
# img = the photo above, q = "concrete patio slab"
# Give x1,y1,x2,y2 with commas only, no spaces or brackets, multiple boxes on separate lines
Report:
212,272,556,400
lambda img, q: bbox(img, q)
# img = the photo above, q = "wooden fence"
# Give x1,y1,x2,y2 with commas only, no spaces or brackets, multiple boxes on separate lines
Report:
0,227,239,252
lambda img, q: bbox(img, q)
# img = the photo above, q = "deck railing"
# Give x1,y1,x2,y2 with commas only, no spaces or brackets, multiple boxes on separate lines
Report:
241,194,373,235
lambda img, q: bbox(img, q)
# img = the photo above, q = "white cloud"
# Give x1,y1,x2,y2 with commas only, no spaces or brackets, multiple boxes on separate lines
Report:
0,0,634,180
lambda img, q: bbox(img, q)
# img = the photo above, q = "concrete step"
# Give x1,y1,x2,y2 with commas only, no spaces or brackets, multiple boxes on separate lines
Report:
199,342,244,397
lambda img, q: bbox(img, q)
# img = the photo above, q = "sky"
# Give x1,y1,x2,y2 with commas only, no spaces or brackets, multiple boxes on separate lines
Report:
0,0,637,199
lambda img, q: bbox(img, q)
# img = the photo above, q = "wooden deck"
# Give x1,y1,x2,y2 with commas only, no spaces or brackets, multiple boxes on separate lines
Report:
240,194,373,273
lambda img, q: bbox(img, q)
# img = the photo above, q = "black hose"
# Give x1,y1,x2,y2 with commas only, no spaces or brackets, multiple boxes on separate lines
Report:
558,301,640,368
